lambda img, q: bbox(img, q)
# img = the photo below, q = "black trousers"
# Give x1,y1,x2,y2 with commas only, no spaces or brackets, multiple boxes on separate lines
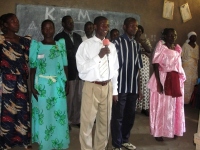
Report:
111,93,138,148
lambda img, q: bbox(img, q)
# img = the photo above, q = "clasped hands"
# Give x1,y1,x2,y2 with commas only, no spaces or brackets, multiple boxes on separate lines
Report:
31,82,69,101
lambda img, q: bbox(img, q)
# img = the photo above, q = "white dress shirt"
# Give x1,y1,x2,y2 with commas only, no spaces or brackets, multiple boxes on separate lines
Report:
81,35,88,42
76,35,119,95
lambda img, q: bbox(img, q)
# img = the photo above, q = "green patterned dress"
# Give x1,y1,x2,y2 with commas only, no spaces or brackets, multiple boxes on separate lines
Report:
29,39,70,150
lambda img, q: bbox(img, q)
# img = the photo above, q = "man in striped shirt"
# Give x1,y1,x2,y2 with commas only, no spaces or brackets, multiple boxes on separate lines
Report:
111,17,143,150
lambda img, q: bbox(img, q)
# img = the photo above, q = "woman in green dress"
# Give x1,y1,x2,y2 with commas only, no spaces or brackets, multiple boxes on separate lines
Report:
29,19,70,150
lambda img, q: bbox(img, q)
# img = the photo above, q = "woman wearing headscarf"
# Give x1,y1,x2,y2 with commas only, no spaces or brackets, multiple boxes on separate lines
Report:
148,28,186,141
182,31,199,104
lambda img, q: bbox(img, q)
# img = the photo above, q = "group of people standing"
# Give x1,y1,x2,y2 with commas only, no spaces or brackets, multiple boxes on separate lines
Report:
0,12,198,150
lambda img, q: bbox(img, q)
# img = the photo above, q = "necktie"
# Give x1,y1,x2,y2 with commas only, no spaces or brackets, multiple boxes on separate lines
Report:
99,55,109,78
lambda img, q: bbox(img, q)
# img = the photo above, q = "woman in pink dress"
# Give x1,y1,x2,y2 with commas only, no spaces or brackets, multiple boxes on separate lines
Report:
148,28,186,141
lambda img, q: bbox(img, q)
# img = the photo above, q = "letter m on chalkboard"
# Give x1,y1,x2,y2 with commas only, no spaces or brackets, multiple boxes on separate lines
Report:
78,10,90,21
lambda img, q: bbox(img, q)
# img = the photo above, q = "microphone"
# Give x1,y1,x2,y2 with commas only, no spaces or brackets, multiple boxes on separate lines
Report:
103,39,110,47
103,39,110,144
103,39,110,57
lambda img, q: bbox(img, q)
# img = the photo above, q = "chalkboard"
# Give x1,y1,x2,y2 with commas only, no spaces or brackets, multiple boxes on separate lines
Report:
16,4,140,41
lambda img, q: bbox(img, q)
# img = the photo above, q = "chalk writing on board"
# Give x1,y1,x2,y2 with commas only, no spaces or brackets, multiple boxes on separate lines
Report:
16,4,140,40
24,21,43,40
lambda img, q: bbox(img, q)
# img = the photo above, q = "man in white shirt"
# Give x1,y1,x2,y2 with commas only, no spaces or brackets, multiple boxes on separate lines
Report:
76,16,119,150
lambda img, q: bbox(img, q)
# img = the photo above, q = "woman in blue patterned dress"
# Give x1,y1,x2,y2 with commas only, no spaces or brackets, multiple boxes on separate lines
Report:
0,13,31,150
29,19,70,150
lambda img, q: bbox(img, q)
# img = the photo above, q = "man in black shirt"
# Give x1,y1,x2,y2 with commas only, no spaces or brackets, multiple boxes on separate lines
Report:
54,15,83,129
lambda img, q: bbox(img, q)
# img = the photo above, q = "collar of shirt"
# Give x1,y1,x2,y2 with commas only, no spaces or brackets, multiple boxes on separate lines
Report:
93,35,105,44
64,30,73,37
122,33,135,42
64,30,74,43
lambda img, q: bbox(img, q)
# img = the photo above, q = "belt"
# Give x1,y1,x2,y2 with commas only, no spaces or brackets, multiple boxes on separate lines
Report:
91,80,110,86
39,75,57,82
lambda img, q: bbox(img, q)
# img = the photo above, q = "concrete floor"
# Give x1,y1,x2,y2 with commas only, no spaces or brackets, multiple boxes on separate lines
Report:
12,104,198,150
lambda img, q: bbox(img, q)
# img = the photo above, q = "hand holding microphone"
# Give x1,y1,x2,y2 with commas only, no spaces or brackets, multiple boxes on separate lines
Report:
99,39,110,58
